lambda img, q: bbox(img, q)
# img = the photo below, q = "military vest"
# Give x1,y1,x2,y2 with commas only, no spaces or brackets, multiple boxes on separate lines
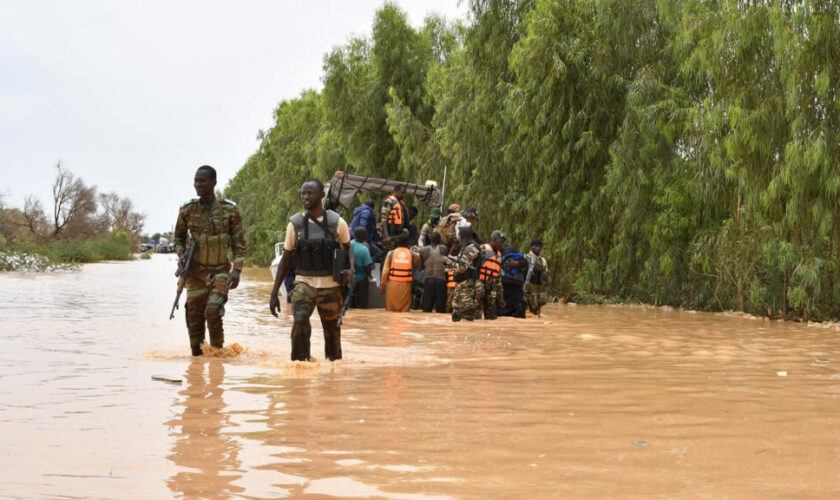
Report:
192,200,233,266
194,233,232,266
290,210,340,277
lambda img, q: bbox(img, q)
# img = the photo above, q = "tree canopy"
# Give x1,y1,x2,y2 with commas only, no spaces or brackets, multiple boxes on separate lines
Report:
225,0,840,321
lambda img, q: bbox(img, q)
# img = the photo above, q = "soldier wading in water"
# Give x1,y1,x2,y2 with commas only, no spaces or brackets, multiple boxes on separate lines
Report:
270,179,354,362
448,227,484,322
174,165,247,356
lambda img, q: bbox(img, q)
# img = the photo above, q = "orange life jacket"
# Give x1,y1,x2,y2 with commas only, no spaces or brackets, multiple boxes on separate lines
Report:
446,269,456,288
386,195,404,227
478,243,501,281
388,247,414,282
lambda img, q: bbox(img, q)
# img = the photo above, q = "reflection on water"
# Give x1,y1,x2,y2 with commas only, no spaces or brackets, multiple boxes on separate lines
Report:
166,360,243,498
1,253,840,498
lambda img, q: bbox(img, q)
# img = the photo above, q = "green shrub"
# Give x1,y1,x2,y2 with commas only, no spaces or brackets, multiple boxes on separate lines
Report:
88,231,133,261
41,232,133,264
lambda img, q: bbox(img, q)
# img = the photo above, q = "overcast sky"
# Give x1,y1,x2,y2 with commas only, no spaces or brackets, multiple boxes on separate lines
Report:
0,0,468,234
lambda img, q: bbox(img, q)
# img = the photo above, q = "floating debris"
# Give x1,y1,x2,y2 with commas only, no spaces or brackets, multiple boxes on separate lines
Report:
632,441,648,446
816,359,830,363
776,371,788,377
151,375,181,384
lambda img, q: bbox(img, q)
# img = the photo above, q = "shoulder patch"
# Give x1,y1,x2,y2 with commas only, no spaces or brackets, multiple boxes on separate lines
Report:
222,199,237,207
181,199,197,208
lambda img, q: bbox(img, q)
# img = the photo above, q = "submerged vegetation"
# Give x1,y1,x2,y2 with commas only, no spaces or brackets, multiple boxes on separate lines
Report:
0,232,134,271
226,0,840,321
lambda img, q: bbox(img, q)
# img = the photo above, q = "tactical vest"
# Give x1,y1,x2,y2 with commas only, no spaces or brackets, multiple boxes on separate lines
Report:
194,233,232,266
192,201,232,266
290,210,340,277
388,247,414,282
478,244,502,282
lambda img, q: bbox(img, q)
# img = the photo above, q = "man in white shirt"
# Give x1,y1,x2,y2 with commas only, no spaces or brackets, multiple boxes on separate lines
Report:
270,179,354,361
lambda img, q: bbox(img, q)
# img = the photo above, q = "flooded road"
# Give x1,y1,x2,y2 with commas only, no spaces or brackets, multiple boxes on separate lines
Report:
1,253,839,499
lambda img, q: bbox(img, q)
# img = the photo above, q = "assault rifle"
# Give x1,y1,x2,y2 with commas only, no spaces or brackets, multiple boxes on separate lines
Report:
523,254,537,292
169,236,197,320
445,254,476,271
337,279,354,327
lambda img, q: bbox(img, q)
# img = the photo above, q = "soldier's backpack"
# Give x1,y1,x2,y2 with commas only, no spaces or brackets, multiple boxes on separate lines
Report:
434,212,462,247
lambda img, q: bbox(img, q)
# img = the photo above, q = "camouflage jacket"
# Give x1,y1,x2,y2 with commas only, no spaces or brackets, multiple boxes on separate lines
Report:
525,252,548,273
453,242,481,274
524,251,549,288
174,198,247,270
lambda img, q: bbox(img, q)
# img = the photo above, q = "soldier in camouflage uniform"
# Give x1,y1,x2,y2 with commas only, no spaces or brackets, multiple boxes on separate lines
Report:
524,238,551,316
448,227,483,322
174,165,247,356
474,230,506,320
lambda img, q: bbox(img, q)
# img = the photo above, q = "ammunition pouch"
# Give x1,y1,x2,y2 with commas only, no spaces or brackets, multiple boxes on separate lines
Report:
293,238,338,276
291,210,346,278
194,233,231,266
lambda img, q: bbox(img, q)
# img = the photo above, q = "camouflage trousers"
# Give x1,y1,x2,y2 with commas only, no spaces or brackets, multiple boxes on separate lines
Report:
474,280,499,320
290,282,343,362
525,285,547,316
185,264,230,354
452,279,483,321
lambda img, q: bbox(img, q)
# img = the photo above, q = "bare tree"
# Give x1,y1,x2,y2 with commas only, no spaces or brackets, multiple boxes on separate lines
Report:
51,162,97,238
23,195,48,237
99,192,146,243
1,195,49,243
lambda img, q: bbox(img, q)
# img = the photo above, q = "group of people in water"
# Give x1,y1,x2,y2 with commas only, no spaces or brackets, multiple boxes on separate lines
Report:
350,183,551,323
174,167,550,362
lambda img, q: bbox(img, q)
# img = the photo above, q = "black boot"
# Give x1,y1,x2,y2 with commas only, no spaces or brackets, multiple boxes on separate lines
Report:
191,345,203,356
451,313,461,322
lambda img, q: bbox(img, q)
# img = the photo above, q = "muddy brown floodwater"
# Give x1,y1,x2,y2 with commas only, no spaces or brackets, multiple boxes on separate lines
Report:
1,253,839,499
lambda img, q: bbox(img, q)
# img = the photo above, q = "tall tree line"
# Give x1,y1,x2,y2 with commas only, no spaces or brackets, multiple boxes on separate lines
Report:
225,0,840,321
